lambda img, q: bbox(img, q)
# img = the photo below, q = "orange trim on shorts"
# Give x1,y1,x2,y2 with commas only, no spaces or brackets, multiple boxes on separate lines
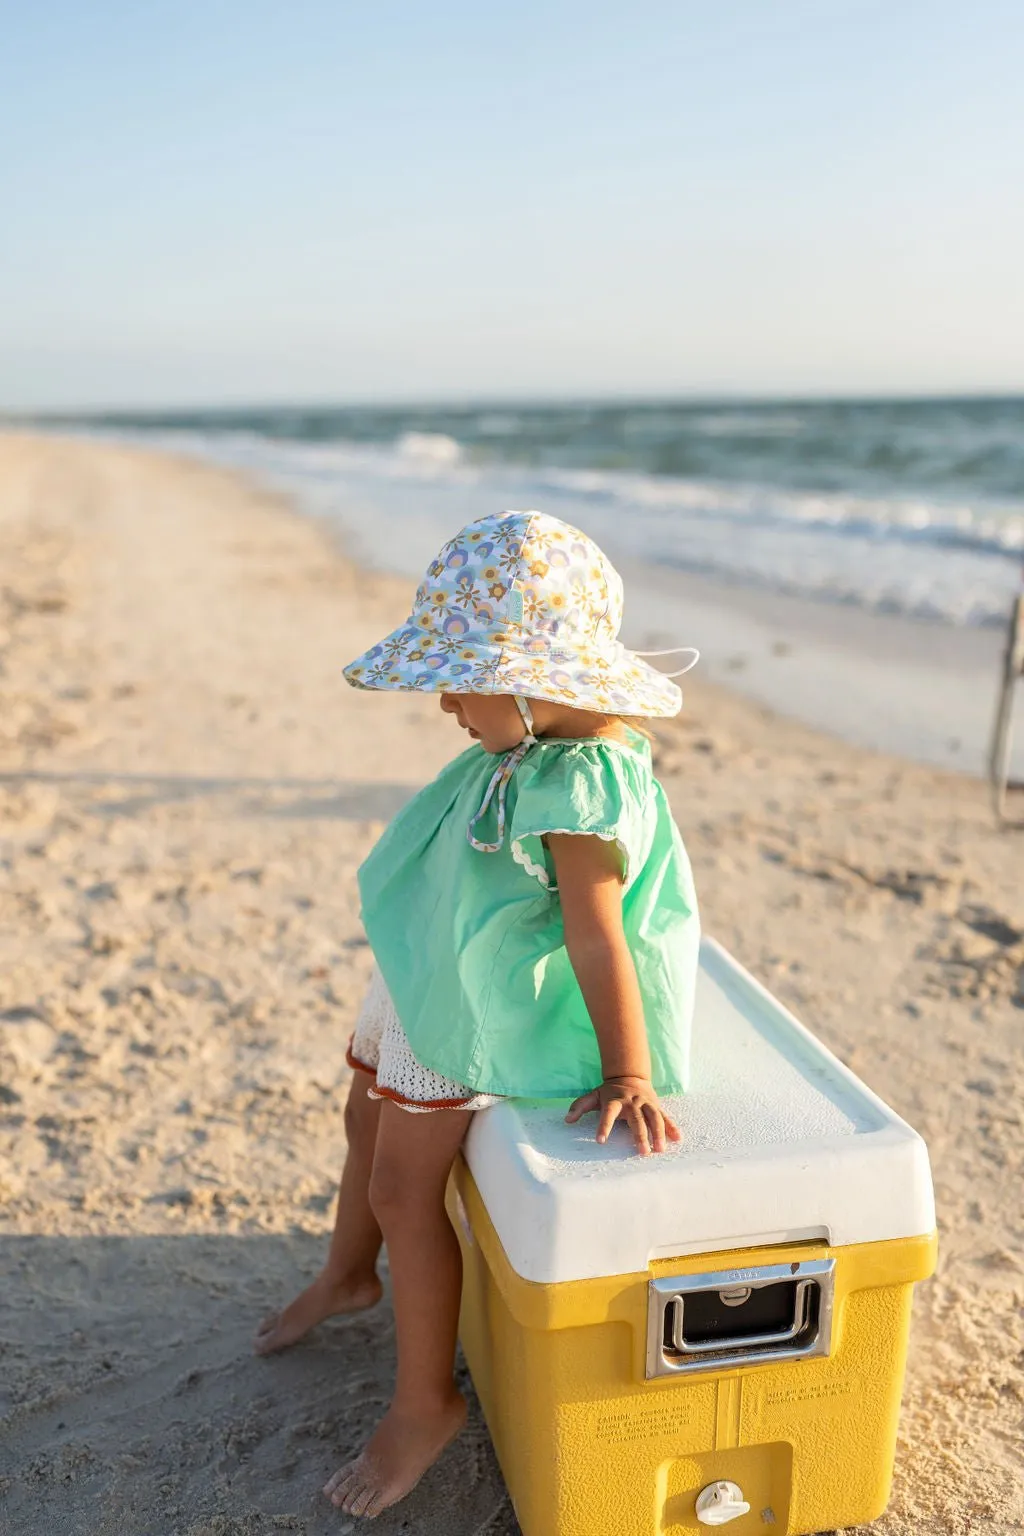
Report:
347,1038,376,1075
346,1036,475,1110
369,1082,477,1110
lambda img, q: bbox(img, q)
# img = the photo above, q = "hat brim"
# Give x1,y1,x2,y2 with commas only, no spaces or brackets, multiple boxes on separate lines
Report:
343,620,686,718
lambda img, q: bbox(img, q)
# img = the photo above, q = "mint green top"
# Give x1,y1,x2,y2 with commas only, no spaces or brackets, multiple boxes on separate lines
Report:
357,734,700,1098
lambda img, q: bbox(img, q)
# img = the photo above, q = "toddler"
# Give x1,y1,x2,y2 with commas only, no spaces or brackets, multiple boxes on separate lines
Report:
255,510,700,1518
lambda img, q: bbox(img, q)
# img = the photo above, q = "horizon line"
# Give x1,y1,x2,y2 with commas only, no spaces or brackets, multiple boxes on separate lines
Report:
8,386,1024,420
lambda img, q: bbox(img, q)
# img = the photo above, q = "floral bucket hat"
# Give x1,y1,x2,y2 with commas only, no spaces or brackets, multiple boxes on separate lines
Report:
343,510,698,718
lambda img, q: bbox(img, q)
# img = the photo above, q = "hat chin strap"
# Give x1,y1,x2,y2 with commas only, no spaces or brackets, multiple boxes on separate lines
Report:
513,694,537,743
635,645,700,678
466,696,536,855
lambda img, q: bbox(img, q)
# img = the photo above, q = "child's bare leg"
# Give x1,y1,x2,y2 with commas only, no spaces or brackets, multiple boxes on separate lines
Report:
323,1100,472,1517
255,1072,384,1354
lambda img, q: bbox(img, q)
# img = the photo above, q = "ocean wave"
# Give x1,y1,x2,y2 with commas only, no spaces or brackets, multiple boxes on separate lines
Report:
533,465,1024,562
396,431,463,465
70,424,1024,633
649,547,1014,629
62,395,1024,498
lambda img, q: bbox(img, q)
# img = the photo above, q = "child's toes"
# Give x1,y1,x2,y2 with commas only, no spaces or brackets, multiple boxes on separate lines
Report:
323,1462,355,1499
253,1324,287,1356
333,1472,364,1507
346,1482,379,1517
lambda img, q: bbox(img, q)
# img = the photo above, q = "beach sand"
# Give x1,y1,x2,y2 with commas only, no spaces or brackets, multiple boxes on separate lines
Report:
1,433,1021,1536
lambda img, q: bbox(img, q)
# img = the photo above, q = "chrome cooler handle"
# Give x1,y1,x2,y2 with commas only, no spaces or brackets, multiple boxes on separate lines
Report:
646,1259,835,1379
667,1278,814,1355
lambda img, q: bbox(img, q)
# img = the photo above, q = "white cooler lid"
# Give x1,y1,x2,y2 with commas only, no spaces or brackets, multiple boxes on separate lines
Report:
463,938,935,1284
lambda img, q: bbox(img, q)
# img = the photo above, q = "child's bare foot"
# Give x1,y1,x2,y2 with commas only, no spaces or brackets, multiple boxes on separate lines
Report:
323,1394,467,1517
254,1269,383,1355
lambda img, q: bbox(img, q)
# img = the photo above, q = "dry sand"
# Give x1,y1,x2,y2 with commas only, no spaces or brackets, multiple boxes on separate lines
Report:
0,433,1021,1536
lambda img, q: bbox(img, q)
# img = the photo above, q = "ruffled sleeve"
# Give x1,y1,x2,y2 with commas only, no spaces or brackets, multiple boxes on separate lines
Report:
507,740,652,892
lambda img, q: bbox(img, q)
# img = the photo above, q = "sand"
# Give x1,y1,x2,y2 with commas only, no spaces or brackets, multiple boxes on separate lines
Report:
613,555,1013,780
0,433,1021,1536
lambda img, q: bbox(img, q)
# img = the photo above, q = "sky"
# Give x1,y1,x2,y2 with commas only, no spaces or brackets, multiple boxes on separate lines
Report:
2,0,1023,410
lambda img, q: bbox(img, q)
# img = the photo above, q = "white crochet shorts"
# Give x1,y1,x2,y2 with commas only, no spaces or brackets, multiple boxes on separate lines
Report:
347,967,502,1114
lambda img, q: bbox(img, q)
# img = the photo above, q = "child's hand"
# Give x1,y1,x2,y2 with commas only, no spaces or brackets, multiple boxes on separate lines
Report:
565,1076,682,1157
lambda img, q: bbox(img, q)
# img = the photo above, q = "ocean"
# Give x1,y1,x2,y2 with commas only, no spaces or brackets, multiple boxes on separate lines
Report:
61,395,1024,633
16,395,1024,775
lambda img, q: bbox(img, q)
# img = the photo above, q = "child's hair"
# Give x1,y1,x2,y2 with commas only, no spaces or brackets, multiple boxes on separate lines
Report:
614,715,654,740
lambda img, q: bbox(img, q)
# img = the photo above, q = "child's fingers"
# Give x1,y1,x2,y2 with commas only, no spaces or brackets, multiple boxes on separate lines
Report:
643,1102,667,1154
663,1113,683,1142
596,1099,623,1143
628,1104,652,1156
565,1090,600,1123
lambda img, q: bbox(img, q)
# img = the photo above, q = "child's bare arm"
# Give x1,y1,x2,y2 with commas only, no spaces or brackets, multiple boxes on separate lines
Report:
547,833,681,1156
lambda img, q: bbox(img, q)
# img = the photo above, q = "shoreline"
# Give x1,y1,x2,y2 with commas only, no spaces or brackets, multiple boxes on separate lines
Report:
1,432,1021,1534
42,423,1024,780
618,555,1012,778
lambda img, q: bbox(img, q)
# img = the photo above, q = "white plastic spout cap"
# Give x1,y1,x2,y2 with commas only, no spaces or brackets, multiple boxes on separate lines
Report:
695,1481,752,1526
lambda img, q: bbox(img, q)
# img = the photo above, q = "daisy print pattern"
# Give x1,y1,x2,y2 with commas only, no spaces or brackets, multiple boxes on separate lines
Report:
343,510,696,719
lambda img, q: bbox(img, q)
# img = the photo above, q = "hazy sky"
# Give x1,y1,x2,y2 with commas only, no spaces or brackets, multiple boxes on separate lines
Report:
2,0,1023,409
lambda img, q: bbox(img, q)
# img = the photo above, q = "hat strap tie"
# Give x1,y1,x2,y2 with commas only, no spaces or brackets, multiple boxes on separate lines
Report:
467,695,537,854
634,645,700,678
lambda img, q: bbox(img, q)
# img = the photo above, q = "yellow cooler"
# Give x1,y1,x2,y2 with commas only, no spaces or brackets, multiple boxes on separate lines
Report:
449,938,937,1536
